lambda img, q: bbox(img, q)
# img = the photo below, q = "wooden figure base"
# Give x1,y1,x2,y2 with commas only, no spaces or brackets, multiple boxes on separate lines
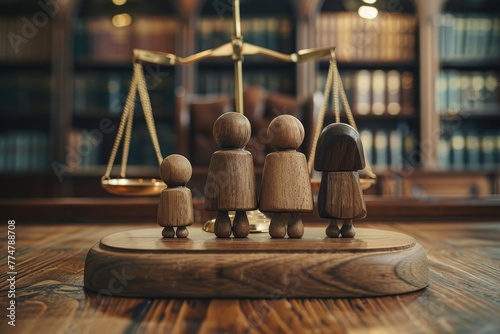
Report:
84,227,428,298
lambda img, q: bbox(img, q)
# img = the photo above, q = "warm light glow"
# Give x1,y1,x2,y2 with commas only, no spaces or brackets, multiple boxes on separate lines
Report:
112,13,132,28
362,0,377,4
358,6,378,20
112,0,127,5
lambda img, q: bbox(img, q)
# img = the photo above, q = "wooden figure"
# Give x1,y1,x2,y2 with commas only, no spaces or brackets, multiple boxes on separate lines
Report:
158,154,194,238
259,115,313,238
204,112,257,238
314,123,367,238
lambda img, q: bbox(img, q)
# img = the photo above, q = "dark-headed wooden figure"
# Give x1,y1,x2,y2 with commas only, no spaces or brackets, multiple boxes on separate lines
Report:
204,112,257,238
158,154,194,238
314,123,367,238
259,115,313,238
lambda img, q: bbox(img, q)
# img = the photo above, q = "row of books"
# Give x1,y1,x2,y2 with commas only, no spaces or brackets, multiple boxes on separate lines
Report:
317,69,416,117
198,69,294,95
66,123,175,168
358,124,417,170
0,71,51,113
437,70,499,114
0,131,49,172
73,70,175,117
74,16,177,62
316,12,416,62
439,14,500,60
0,16,52,62
197,17,293,53
438,131,500,170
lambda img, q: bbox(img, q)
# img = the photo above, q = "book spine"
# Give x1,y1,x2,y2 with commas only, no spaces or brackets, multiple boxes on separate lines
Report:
360,129,373,167
389,129,403,170
386,70,401,115
0,135,5,172
447,70,461,113
400,71,415,116
354,70,371,115
371,70,386,116
374,130,388,168
451,131,465,170
438,137,451,170
465,132,481,170
481,133,496,170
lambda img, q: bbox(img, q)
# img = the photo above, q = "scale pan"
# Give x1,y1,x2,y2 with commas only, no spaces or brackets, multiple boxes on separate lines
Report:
359,177,377,190
101,178,165,196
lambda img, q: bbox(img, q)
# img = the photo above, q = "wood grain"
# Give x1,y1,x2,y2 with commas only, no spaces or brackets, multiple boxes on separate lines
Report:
266,114,305,150
160,154,192,187
212,112,251,149
1,222,499,333
314,123,365,172
317,172,367,219
157,188,194,227
84,227,428,298
204,150,257,211
259,151,313,212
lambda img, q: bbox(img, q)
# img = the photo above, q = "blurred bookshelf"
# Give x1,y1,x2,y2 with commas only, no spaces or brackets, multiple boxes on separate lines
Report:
436,0,500,172
0,1,53,174
316,0,420,172
0,0,499,199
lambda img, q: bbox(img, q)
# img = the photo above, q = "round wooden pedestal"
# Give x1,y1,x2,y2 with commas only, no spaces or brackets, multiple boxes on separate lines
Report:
84,227,428,298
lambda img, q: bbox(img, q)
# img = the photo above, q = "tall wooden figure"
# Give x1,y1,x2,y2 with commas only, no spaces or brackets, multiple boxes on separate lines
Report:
205,112,257,238
314,123,367,238
260,115,313,238
158,154,194,238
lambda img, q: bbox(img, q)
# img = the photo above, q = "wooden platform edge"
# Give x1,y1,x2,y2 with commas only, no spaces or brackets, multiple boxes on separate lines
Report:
83,238,429,299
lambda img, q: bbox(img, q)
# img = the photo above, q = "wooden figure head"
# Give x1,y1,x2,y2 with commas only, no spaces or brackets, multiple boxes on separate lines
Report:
160,154,192,187
267,114,305,150
314,123,366,172
213,112,251,149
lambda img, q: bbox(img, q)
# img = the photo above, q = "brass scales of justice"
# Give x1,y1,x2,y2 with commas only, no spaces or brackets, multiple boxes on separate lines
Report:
100,2,377,232
85,0,428,298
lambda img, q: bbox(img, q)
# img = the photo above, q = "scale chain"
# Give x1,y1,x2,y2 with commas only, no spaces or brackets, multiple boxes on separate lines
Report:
135,63,164,166
102,63,163,181
120,93,135,178
308,57,335,174
307,55,375,178
334,64,375,178
103,72,138,180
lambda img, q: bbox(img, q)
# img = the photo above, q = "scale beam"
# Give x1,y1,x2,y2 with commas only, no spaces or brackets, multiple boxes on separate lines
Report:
133,44,335,66
103,0,375,198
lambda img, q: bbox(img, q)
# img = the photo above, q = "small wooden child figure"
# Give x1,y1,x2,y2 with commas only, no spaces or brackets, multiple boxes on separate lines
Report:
157,154,194,238
204,112,257,238
259,115,313,238
314,123,367,238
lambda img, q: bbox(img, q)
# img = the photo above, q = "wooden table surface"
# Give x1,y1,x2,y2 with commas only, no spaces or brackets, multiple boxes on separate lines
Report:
0,221,499,334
